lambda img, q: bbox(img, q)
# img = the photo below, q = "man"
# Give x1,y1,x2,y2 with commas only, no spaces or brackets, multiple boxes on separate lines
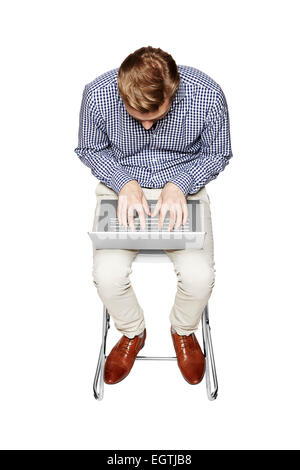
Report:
74,46,232,386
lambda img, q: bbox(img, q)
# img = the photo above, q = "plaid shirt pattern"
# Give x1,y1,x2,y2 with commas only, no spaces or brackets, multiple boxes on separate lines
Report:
74,65,233,196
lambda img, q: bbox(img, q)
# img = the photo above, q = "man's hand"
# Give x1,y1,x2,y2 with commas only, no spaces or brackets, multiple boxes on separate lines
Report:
118,180,151,230
151,182,188,231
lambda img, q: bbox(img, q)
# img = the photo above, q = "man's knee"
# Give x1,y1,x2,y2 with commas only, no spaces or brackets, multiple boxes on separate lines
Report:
92,259,132,293
178,262,215,298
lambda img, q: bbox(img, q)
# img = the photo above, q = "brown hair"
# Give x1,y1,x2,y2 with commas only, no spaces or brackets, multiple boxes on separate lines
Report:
117,46,180,113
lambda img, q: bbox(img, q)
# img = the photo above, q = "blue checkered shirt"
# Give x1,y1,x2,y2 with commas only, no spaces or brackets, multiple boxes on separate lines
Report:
74,65,233,196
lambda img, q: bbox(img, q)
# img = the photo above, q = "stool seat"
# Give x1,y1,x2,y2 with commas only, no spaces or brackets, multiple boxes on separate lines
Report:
134,250,172,263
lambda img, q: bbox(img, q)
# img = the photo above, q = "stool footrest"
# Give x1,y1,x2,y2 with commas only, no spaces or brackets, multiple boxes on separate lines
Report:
136,356,177,361
104,355,177,361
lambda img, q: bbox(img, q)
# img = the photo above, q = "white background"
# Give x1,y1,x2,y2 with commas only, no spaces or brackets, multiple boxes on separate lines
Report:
1,0,299,450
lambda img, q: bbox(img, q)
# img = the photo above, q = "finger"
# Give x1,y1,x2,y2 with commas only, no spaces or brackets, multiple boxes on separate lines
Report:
118,194,128,228
117,198,125,226
121,201,128,228
127,206,135,231
117,201,122,226
142,196,151,217
182,200,188,225
151,198,162,217
168,208,176,231
174,204,183,229
158,204,168,230
136,205,146,230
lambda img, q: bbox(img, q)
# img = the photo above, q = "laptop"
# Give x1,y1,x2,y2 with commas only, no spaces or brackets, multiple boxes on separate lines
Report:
88,199,206,250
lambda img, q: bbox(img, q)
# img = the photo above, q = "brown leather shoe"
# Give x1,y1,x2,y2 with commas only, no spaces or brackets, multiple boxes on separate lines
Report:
104,329,146,384
171,327,206,385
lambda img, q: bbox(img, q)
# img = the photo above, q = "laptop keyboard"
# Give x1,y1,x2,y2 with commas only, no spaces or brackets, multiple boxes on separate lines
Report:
108,216,191,232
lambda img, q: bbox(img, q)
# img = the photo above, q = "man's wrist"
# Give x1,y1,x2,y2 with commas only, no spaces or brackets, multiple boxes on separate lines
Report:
109,169,136,194
166,173,194,197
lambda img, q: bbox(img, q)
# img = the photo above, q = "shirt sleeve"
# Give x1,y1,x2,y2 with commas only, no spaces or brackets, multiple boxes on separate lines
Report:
167,89,233,197
74,85,136,194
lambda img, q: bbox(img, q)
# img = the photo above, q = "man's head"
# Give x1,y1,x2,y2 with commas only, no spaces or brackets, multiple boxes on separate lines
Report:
117,46,180,130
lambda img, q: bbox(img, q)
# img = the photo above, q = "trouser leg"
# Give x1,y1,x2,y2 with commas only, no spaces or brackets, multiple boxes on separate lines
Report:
164,187,216,336
91,188,145,339
92,248,145,339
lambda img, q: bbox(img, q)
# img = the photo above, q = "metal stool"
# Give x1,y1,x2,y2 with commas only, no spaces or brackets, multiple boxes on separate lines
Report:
93,250,218,401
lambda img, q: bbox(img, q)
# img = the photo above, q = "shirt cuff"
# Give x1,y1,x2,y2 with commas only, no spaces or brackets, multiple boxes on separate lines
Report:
167,172,194,197
109,168,136,194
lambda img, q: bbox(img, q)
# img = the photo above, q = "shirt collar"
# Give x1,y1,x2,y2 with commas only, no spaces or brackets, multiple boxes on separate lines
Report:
172,78,185,104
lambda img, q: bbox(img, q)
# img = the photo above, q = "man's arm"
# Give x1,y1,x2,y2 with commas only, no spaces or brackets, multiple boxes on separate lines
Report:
74,85,136,194
167,89,233,196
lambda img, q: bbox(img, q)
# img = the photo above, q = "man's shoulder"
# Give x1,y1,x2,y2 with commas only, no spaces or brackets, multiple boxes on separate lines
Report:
178,64,223,95
85,68,119,95
85,65,222,95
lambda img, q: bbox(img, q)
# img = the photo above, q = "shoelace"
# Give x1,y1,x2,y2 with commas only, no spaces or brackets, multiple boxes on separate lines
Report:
119,337,135,354
179,335,194,352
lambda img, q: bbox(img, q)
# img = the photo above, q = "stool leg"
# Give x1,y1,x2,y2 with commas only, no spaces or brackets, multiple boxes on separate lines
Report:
93,305,110,400
202,304,218,400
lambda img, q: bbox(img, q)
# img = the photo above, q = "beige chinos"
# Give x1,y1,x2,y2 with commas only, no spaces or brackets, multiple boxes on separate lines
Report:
92,182,216,339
